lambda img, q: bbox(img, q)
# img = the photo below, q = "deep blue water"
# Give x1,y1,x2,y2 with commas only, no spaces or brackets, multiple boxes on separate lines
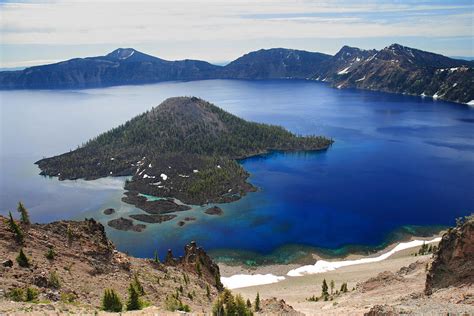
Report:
1,80,473,260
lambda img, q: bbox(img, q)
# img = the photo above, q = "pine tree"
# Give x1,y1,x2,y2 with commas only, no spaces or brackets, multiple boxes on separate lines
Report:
254,292,260,312
132,273,145,295
6,211,24,243
322,279,329,298
102,289,123,312
17,202,30,225
126,283,142,311
16,248,30,267
246,298,252,308
340,282,348,293
154,249,160,263
330,279,335,295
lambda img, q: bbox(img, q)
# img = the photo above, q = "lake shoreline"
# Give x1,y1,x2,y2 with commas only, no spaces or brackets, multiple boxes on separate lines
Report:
219,233,444,289
210,224,447,267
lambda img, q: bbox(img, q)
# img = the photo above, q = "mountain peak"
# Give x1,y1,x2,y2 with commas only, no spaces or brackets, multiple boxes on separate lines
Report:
107,48,137,60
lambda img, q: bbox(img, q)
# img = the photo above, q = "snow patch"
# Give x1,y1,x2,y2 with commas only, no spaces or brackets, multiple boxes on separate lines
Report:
119,50,135,60
467,100,474,106
287,237,441,277
221,274,285,290
178,174,190,178
337,66,351,75
355,76,366,82
193,169,199,173
160,173,168,180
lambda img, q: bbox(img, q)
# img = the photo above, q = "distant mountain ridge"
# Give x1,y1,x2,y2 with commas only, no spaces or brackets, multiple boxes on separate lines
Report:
316,44,474,104
1,44,473,104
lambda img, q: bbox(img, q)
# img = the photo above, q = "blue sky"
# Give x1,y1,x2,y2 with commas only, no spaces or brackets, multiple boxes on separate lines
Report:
0,0,473,68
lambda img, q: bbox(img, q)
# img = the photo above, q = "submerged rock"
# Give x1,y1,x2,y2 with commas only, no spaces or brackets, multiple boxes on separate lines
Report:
129,214,176,223
107,217,146,232
103,208,115,215
204,206,223,216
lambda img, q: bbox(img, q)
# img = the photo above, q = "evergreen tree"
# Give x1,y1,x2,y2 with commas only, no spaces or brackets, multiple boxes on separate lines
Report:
6,211,24,243
254,292,260,312
132,273,145,295
25,287,38,302
246,298,252,308
330,279,335,295
154,249,160,263
102,289,123,312
17,202,30,225
126,283,142,311
16,248,30,267
322,279,329,298
340,282,348,293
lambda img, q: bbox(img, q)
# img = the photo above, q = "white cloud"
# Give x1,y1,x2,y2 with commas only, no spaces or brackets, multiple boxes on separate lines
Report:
1,1,472,44
0,0,472,63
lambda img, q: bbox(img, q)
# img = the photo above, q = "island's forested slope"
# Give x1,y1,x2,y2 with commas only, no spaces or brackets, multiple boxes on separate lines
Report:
36,97,332,206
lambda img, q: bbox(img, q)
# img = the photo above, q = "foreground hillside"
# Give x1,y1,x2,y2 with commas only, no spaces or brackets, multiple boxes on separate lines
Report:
232,215,474,315
0,215,222,313
0,44,472,104
36,97,332,213
0,213,304,315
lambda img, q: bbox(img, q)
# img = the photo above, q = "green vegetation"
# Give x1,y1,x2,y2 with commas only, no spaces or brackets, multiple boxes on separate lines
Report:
322,279,329,299
340,282,348,293
126,283,142,311
45,247,56,260
254,292,260,312
17,202,30,225
102,289,123,312
8,288,25,302
8,287,39,302
36,97,332,206
307,280,350,302
60,292,76,303
48,271,61,289
66,226,73,245
212,289,253,316
16,248,30,268
165,294,190,312
196,261,202,277
132,273,145,295
25,287,39,302
6,211,24,243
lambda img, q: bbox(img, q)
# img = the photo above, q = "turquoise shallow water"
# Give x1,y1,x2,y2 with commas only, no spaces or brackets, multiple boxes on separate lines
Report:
0,79,473,261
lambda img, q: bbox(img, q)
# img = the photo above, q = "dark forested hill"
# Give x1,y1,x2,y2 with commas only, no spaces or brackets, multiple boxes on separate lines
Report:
219,48,331,79
0,48,220,89
1,45,473,104
36,97,332,206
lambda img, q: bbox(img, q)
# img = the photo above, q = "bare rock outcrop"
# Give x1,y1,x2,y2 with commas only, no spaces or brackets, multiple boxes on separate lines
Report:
164,240,224,291
259,297,304,315
425,215,474,295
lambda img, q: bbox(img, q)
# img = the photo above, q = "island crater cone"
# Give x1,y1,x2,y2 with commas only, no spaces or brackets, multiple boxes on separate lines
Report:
36,97,332,217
